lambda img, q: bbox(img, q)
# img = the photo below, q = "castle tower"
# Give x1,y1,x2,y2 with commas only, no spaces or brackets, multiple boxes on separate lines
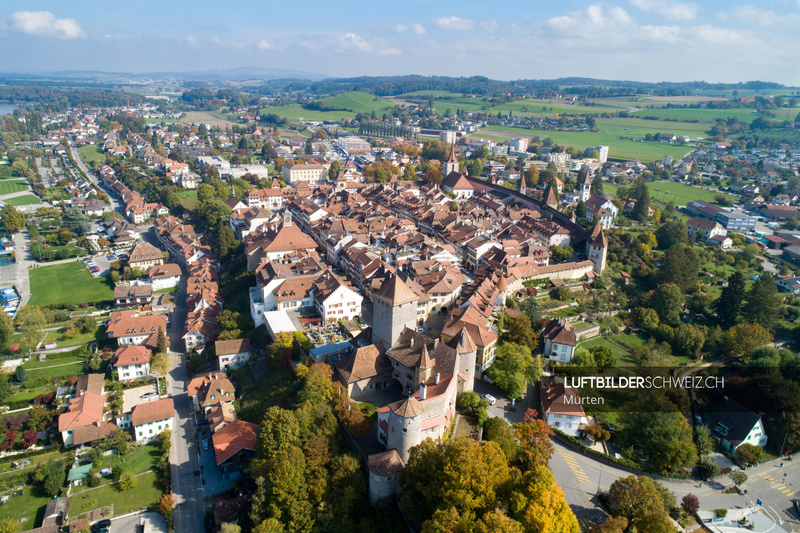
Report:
494,274,508,312
580,168,592,203
386,397,423,462
518,174,527,196
444,143,459,176
450,327,477,392
543,183,558,209
586,221,608,275
372,274,419,348
418,343,434,384
283,210,293,227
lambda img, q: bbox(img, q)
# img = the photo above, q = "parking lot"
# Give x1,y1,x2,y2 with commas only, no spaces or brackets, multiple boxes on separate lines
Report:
82,250,123,278
121,383,160,415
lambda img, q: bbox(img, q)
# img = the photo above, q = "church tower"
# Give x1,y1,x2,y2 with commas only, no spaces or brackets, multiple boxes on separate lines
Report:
586,221,608,275
579,168,592,203
372,274,419,348
518,173,527,196
444,143,459,176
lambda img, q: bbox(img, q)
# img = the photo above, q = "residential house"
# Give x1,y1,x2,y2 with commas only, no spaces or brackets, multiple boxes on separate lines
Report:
112,345,151,381
148,264,182,291
542,383,587,438
114,284,153,307
706,398,768,453
58,374,115,447
128,242,165,270
542,318,577,363
212,420,259,476
216,338,251,370
105,311,168,348
131,398,174,443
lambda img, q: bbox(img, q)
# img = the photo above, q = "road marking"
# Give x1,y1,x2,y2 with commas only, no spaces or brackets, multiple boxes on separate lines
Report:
788,492,796,497
558,450,593,486
578,517,597,532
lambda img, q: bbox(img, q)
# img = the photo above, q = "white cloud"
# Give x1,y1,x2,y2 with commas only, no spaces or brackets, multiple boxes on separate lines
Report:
433,16,474,31
186,35,198,44
412,23,426,35
257,39,279,50
546,5,634,31
630,0,697,21
481,19,499,32
340,32,372,51
8,11,85,39
394,24,408,33
211,36,244,48
379,47,402,56
718,5,800,27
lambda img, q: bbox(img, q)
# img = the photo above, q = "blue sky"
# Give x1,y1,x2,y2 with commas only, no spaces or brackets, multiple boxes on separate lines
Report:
3,1,800,84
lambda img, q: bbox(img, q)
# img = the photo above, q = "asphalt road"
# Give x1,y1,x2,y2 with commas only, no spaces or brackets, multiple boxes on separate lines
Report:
549,439,800,531
166,277,205,533
69,142,123,212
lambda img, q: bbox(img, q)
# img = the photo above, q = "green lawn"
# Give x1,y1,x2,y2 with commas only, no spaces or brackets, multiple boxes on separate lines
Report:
175,189,197,211
4,195,41,206
313,91,395,114
28,262,115,307
643,181,734,205
68,471,163,518
0,478,50,531
69,444,159,494
77,144,105,164
0,180,29,196
154,286,178,294
23,360,84,380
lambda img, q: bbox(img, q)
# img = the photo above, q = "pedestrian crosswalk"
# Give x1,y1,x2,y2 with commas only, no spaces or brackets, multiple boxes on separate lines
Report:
759,472,795,497
578,517,597,532
558,449,592,485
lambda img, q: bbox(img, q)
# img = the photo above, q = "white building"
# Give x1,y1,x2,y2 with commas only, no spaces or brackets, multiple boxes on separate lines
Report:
216,338,252,371
148,264,182,291
282,162,325,185
314,274,363,323
543,384,587,437
131,398,174,443
542,319,577,364
112,345,151,381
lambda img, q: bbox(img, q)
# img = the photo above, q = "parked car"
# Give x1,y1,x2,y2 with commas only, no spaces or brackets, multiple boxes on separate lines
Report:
140,392,157,399
481,393,497,405
202,439,209,450
92,519,111,530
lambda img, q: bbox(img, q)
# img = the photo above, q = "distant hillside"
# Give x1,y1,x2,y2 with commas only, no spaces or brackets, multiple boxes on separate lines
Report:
301,91,395,114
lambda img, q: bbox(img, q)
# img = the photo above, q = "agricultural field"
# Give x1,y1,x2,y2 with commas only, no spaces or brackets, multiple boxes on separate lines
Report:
0,180,29,196
178,111,238,129
639,181,734,205
76,144,104,164
28,262,115,307
262,103,357,122
4,195,41,206
313,91,395,114
472,126,693,162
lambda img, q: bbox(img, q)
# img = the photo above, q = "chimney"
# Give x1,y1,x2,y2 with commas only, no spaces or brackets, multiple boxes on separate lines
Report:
433,338,439,350
409,337,414,349
435,373,440,385
419,382,427,400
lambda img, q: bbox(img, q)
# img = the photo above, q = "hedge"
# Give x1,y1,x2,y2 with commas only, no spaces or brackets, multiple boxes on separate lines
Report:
0,444,61,463
3,399,32,410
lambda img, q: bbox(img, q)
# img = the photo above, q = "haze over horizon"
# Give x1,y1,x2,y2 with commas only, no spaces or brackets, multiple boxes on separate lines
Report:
3,1,800,85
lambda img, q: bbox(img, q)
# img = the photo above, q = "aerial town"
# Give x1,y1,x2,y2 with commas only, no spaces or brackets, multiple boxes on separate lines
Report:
1,72,800,533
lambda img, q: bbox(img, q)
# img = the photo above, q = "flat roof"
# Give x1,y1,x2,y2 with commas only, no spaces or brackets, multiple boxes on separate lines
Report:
263,310,297,340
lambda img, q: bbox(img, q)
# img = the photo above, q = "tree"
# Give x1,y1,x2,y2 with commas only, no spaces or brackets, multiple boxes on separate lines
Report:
588,517,628,533
590,346,617,372
729,470,748,487
118,470,137,490
736,443,762,466
0,518,21,533
255,407,300,465
401,437,510,519
474,510,524,533
681,493,700,515
584,424,610,443
619,394,697,474
422,507,471,533
214,225,237,258
43,463,65,497
150,351,169,376
508,466,580,533
16,306,46,354
505,314,539,350
485,343,541,399
659,245,700,292
695,424,714,458
606,475,673,532
571,347,595,367
743,273,781,328
328,160,342,180
518,298,542,326
651,283,684,326
13,365,26,383
631,307,660,330
253,519,285,533
740,244,760,267
76,315,96,334
550,245,573,262
656,220,689,249
672,323,705,358
722,323,773,357
61,208,91,236
513,408,553,470
483,417,518,461
591,175,605,196
716,271,746,329
0,205,23,234
156,326,167,354
220,524,242,533
57,228,72,245
457,391,489,425
631,178,651,222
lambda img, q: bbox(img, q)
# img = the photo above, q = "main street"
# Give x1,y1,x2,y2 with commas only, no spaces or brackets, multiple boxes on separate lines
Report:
550,439,800,531
166,277,205,533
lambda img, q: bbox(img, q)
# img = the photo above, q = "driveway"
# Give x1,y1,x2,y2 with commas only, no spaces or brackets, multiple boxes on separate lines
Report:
109,511,168,533
473,378,531,425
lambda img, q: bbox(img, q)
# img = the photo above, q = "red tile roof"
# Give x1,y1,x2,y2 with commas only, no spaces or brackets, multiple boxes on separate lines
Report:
112,345,152,368
131,398,174,427
212,420,258,465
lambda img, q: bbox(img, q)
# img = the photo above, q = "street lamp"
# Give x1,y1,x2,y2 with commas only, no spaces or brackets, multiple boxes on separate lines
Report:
780,433,796,458
597,464,603,495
